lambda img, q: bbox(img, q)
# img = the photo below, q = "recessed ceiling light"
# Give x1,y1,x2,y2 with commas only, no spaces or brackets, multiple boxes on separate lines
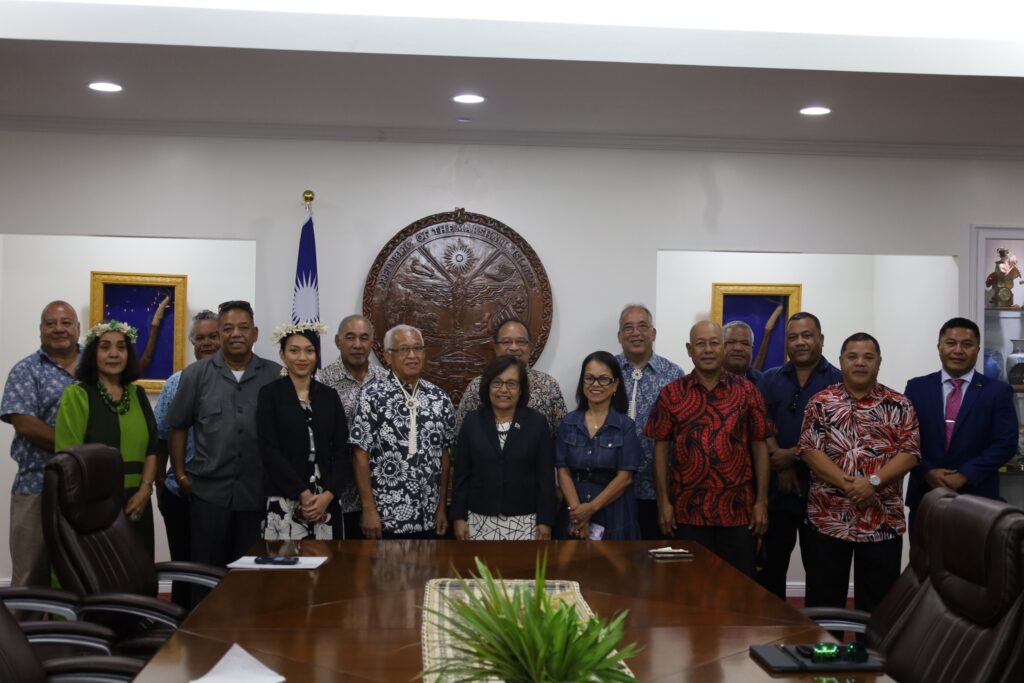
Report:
800,105,831,116
457,118,472,123
89,82,123,93
453,94,485,104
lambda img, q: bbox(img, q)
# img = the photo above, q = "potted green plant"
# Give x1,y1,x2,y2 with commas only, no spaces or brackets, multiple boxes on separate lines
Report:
423,552,638,682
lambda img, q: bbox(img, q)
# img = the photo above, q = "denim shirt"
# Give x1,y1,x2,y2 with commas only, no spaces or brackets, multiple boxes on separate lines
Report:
153,370,192,496
757,356,842,513
555,409,642,473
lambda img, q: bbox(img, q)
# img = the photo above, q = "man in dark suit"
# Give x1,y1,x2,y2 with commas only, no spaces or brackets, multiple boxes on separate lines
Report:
904,317,1017,531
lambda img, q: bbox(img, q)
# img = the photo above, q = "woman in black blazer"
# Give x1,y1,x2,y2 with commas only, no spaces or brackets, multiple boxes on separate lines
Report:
451,356,556,540
257,323,350,540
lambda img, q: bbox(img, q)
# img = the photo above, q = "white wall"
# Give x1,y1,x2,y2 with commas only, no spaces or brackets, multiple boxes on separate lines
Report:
656,251,958,389
1,128,1023,587
0,234,256,581
656,250,958,591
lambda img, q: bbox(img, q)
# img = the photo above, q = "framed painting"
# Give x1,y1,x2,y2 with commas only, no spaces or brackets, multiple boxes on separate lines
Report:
89,272,188,392
711,283,802,371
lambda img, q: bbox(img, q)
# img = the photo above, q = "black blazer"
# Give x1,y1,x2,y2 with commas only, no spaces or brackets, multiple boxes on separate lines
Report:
450,406,556,526
256,377,350,501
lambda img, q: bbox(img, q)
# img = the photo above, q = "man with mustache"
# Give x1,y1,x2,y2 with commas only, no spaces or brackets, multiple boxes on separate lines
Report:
1,301,80,608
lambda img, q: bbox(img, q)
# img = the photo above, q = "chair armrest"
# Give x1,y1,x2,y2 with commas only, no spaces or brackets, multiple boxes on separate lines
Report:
43,654,145,681
156,560,228,589
802,607,872,634
0,586,82,621
79,593,186,629
21,620,116,655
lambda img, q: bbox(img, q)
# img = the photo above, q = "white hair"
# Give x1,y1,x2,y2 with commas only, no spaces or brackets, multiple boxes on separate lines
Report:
619,303,653,328
383,324,423,350
723,319,754,339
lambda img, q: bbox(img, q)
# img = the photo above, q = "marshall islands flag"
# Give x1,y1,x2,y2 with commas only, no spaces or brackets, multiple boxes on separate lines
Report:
291,206,321,363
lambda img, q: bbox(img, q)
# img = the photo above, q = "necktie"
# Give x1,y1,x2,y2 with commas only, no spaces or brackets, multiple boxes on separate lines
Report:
628,368,643,420
945,378,965,448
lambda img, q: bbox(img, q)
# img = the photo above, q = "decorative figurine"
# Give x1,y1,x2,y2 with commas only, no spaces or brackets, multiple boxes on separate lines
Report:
986,247,1023,308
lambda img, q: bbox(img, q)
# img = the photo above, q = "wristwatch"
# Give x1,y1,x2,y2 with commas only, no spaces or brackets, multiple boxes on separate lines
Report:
869,474,881,489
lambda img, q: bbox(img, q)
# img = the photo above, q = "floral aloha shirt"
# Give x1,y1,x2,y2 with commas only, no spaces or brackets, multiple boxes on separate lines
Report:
457,367,566,433
318,360,388,514
349,372,456,534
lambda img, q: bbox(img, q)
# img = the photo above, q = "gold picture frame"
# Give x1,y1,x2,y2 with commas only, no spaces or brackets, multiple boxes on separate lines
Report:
711,283,802,369
89,272,188,393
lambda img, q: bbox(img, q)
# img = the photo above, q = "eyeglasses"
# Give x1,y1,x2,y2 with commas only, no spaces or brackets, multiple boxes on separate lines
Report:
583,374,615,387
496,337,530,348
620,323,651,334
491,379,521,391
389,345,425,355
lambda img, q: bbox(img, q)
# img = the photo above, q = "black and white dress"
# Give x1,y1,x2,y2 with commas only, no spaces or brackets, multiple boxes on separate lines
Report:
264,399,334,540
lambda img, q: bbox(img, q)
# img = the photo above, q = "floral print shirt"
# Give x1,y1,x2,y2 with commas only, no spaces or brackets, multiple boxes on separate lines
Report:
615,352,684,501
1,348,77,494
458,367,567,434
797,382,920,542
645,372,772,527
349,373,456,534
318,360,388,513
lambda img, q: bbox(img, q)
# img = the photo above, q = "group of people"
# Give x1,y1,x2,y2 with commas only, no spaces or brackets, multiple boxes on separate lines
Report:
2,298,1017,617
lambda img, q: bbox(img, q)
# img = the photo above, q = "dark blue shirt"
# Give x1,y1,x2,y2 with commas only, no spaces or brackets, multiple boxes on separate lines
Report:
757,356,842,513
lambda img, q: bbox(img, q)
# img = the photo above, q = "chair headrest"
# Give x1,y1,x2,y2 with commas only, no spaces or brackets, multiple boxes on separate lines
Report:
909,487,957,576
45,444,124,534
931,494,1024,625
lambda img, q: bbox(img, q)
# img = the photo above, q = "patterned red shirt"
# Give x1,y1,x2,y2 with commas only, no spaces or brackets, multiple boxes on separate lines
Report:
645,372,772,527
797,382,921,542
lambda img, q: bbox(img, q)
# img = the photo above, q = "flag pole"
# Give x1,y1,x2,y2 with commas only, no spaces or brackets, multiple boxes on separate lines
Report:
303,189,315,209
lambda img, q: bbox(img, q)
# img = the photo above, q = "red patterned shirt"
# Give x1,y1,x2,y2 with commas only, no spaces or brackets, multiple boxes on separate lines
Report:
645,372,772,527
797,382,921,542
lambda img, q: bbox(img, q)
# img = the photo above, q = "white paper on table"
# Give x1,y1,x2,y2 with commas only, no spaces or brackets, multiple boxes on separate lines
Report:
190,643,285,683
226,556,328,570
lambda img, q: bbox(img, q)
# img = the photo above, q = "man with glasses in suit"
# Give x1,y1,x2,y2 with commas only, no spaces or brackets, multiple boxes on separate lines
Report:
755,312,842,599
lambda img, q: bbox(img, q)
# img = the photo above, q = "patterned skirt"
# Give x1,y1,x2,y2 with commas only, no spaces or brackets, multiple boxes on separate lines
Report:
263,496,333,540
467,511,537,540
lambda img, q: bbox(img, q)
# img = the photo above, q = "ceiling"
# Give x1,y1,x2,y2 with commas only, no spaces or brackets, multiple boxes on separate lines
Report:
2,37,1024,159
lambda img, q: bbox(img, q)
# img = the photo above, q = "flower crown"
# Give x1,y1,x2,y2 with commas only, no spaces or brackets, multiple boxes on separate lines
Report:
271,321,328,344
85,320,139,344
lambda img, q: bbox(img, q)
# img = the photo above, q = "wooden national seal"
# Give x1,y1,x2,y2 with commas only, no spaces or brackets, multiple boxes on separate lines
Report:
363,209,553,402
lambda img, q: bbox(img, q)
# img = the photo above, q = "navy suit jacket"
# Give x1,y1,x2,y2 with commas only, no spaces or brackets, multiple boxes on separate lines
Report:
904,371,1017,510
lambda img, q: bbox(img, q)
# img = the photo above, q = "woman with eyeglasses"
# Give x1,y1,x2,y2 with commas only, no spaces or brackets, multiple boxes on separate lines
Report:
256,322,350,540
451,355,556,540
556,350,641,540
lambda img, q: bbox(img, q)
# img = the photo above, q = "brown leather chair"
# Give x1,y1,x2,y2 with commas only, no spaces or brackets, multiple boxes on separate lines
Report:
883,494,1024,683
803,487,957,650
41,444,226,635
0,603,142,682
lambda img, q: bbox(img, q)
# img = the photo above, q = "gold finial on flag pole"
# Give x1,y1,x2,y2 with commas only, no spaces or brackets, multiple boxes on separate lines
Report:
302,190,315,206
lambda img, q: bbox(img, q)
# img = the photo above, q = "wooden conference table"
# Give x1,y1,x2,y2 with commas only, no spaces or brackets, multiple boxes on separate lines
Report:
135,540,891,682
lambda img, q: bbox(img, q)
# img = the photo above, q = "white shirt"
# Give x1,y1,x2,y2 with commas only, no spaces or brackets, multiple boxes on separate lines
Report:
940,368,975,415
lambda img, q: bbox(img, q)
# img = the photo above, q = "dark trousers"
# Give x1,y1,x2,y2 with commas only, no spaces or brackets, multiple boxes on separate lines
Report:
189,497,262,605
756,509,814,600
338,511,364,540
156,487,192,608
805,525,902,614
674,524,756,577
637,500,668,541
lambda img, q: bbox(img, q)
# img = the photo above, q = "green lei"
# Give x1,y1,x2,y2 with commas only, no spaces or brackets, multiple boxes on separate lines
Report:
97,382,132,415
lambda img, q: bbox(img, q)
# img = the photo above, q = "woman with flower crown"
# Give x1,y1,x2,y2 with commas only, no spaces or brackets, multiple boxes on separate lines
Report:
55,320,160,555
256,322,351,540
